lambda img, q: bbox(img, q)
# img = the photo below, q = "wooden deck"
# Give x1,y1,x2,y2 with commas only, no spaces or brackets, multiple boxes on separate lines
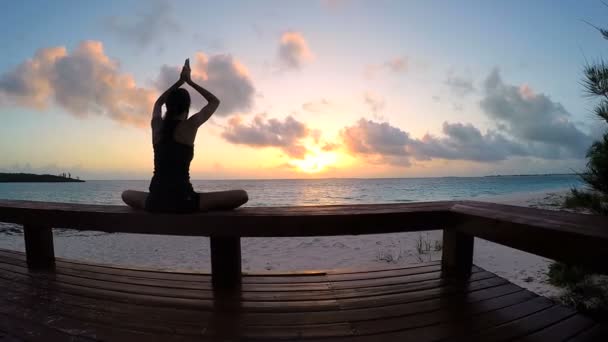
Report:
0,249,604,341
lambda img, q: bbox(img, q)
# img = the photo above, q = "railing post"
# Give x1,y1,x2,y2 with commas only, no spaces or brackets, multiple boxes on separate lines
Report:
442,228,473,277
210,236,241,289
23,224,55,270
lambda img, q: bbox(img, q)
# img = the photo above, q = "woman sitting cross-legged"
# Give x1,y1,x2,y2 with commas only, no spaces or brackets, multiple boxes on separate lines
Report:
122,59,248,213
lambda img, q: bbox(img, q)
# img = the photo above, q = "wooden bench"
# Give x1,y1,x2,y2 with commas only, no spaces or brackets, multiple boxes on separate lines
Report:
0,199,607,289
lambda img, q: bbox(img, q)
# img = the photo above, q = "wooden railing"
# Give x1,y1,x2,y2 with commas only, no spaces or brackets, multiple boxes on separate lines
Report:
0,199,607,289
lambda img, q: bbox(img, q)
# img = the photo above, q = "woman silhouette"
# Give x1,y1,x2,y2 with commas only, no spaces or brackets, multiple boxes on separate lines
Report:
122,59,248,213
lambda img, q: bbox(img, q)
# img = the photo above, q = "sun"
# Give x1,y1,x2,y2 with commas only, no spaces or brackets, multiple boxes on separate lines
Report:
290,150,338,173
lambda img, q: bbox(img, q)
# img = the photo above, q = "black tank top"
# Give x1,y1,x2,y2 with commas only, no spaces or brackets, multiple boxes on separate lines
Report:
145,119,198,213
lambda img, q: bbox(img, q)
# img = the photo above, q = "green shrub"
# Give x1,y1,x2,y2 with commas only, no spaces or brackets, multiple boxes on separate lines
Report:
548,262,589,287
558,278,608,317
553,12,608,318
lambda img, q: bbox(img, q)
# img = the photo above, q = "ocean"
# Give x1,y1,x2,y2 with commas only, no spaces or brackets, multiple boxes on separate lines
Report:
0,175,584,206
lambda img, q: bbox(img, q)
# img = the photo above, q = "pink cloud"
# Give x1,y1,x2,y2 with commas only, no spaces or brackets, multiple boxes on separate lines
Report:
221,114,310,158
0,41,257,127
278,31,314,70
0,41,156,127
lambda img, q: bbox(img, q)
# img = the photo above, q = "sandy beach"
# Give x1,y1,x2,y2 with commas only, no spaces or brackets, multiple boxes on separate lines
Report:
0,188,572,299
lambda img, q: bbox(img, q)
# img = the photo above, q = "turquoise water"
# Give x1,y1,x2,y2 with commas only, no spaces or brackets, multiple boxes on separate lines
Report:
0,175,583,206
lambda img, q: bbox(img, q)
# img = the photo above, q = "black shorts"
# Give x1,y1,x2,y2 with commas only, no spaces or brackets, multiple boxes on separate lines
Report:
144,192,200,213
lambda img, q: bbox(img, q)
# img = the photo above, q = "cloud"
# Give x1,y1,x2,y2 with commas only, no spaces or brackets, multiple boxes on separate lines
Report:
445,73,475,96
365,56,408,79
341,119,411,157
105,0,179,48
480,68,592,158
322,142,340,151
384,57,408,73
155,52,255,116
278,31,314,70
0,41,255,125
0,41,156,126
302,98,330,112
363,91,385,114
412,122,529,162
221,115,310,158
339,117,583,167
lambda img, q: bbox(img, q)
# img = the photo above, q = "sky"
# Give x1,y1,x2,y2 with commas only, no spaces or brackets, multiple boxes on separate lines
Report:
1,0,608,179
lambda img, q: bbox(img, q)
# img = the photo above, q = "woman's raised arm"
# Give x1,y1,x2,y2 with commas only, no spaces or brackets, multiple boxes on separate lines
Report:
185,78,220,127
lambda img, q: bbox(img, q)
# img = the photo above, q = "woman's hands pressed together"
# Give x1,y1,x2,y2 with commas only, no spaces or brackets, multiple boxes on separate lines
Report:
180,59,192,83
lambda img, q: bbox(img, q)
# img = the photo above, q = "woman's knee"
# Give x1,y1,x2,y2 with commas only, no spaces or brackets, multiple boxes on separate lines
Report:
122,190,147,208
235,189,249,205
121,190,132,203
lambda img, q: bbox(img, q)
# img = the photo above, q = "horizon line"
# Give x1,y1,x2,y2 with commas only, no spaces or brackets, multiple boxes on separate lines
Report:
74,173,580,181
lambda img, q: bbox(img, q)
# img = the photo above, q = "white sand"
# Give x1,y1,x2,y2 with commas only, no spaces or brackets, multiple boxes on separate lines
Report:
0,188,573,298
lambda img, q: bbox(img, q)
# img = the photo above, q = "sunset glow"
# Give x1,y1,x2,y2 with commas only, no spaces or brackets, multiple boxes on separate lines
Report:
290,149,339,174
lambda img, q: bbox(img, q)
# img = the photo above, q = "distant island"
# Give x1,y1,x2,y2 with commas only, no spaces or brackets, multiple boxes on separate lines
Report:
0,173,85,183
484,173,577,178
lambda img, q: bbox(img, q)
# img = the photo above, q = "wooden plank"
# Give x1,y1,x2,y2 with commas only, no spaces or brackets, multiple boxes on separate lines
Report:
0,288,206,340
210,236,241,289
0,249,335,286
0,261,340,302
442,229,474,276
0,268,352,339
567,324,608,342
0,297,206,342
236,286,530,326
353,296,550,341
0,276,215,326
215,291,549,341
325,260,441,275
336,275,507,310
466,304,576,341
205,321,355,340
0,256,332,293
0,266,342,313
23,224,54,270
0,249,215,282
329,269,447,290
326,264,442,282
0,330,23,342
514,313,595,342
336,296,555,342
0,251,339,290
327,272,496,300
0,311,91,342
